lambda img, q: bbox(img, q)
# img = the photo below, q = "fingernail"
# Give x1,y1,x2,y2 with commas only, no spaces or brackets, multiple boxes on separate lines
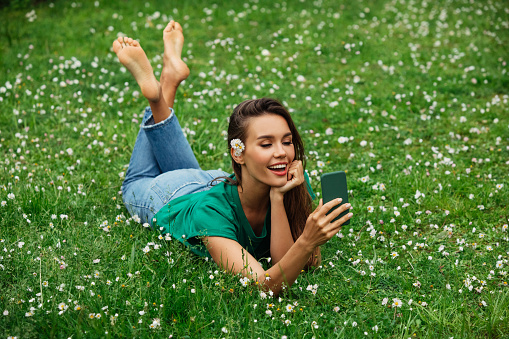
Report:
345,203,351,208
348,213,353,217
337,198,342,202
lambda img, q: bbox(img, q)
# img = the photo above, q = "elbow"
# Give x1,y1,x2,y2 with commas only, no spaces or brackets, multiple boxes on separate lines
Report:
256,276,292,298
257,283,282,298
255,277,278,297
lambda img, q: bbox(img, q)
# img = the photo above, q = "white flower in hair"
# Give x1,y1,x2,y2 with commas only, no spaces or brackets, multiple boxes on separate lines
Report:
230,138,245,157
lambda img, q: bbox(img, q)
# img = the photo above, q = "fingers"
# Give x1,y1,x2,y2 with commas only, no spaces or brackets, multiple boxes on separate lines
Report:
313,198,353,226
309,198,323,220
329,209,353,231
288,160,302,171
287,166,295,181
304,198,353,246
287,160,303,183
310,198,343,225
317,207,352,242
311,198,326,216
316,198,344,216
326,201,351,224
277,161,304,193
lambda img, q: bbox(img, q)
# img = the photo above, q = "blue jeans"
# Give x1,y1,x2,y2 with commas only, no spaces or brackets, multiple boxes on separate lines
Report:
121,107,229,225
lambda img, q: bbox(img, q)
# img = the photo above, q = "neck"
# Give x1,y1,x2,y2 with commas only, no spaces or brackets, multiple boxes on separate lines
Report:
237,178,270,212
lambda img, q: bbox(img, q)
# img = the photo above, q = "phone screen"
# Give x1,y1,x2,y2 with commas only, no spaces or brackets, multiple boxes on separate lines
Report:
321,171,350,225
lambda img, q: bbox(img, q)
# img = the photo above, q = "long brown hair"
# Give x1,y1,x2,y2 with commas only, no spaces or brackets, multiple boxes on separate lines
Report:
226,98,319,268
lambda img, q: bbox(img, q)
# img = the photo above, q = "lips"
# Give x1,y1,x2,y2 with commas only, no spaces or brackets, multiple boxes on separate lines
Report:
267,163,287,176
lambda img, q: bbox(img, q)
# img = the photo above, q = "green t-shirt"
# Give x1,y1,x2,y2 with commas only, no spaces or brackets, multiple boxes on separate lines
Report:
152,173,316,259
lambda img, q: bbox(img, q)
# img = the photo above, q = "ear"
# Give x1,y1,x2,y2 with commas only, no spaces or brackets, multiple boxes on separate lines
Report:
230,147,245,165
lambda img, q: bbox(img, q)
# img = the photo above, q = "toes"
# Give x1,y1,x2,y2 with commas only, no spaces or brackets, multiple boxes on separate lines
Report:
112,39,122,53
119,37,140,47
113,36,141,48
164,20,175,32
174,21,183,32
116,37,125,47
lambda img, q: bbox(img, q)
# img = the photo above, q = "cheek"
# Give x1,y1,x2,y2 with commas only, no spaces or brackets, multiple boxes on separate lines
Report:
289,148,296,161
246,149,270,165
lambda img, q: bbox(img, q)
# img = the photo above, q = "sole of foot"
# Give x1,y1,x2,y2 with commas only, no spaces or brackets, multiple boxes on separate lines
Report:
161,20,190,87
112,37,161,102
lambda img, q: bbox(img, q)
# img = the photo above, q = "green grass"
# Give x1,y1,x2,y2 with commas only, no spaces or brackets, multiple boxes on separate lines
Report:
0,0,508,337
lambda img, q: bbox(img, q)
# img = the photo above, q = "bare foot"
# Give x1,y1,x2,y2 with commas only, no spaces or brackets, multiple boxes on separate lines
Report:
112,37,161,102
161,20,190,105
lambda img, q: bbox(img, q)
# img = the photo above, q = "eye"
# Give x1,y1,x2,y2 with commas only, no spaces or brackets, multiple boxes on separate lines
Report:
260,144,272,148
283,140,293,146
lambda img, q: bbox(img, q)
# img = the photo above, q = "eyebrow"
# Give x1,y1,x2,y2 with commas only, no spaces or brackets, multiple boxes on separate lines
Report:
256,132,292,140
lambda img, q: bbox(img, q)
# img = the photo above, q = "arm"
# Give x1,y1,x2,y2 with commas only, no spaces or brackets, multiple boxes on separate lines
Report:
204,198,352,296
204,236,313,295
269,192,294,264
269,160,304,264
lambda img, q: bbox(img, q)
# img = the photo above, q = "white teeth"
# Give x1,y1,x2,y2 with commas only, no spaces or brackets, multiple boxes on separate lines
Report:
268,164,286,169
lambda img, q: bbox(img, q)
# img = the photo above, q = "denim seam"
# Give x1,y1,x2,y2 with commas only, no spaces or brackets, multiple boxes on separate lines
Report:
123,188,159,210
151,180,206,205
124,200,154,210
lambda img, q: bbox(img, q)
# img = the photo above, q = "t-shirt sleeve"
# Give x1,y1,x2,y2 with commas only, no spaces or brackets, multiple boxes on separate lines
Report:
170,202,239,257
304,171,316,200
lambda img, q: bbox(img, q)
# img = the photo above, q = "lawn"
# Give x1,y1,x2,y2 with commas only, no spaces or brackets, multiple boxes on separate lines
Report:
0,0,508,337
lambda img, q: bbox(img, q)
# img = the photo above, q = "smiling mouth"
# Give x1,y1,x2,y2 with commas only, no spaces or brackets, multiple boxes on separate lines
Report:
267,164,287,175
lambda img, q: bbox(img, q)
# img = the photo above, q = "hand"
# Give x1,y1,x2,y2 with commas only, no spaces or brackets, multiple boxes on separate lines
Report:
270,160,305,198
300,198,353,250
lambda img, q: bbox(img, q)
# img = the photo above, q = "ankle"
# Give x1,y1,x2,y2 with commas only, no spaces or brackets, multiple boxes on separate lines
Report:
161,73,184,87
143,85,163,103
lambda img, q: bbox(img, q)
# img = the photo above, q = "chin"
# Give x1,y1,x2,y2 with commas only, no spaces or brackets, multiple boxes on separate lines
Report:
268,177,288,188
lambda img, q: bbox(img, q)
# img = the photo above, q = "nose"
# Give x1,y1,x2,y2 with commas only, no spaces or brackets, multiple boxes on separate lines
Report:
273,143,286,158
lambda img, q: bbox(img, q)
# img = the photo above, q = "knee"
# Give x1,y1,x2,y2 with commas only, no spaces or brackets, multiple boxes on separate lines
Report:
121,182,132,206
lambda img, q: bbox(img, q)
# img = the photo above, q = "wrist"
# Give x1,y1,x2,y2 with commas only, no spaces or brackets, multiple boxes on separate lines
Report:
270,190,285,203
294,236,315,257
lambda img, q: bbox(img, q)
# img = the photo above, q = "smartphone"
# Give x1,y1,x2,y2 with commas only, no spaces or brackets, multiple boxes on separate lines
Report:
321,171,350,225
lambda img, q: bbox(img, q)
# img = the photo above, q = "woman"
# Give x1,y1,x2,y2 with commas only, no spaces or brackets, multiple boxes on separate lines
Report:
116,21,353,295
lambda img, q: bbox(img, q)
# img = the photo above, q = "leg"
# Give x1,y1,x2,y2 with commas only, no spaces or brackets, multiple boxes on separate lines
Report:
113,34,199,173
122,108,222,224
115,29,227,224
142,106,201,172
123,169,230,225
160,20,190,108
122,106,201,190
112,36,172,123
122,108,228,224
138,20,198,172
122,107,163,189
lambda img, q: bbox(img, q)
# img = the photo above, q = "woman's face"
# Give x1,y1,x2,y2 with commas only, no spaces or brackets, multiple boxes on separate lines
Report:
238,113,296,188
